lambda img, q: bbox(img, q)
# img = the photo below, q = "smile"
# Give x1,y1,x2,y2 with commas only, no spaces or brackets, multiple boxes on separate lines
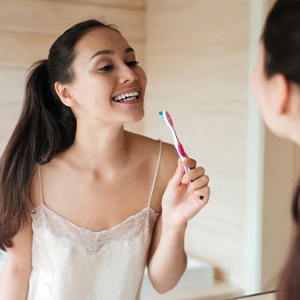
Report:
112,91,139,102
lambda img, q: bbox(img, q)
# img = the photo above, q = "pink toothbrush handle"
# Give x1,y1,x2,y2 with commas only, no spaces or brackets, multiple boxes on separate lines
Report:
177,143,190,172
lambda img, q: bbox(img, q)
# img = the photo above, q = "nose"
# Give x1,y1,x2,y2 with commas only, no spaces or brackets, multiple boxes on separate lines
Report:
118,64,138,84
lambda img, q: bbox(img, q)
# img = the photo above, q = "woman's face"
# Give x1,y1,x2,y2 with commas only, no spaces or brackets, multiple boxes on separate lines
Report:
67,27,147,126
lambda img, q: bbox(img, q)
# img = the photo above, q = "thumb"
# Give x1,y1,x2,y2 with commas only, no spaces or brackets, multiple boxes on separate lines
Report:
168,158,185,187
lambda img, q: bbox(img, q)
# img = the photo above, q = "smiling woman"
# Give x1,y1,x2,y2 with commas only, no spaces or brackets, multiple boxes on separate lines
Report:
0,19,210,300
58,25,147,125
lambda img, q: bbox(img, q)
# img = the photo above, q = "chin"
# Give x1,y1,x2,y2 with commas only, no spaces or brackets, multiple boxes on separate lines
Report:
126,109,145,124
133,111,145,123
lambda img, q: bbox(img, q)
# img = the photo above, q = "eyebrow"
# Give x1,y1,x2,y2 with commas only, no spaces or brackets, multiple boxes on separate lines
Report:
89,47,135,61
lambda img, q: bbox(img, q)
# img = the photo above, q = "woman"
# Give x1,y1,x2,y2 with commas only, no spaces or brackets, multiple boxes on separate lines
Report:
252,0,300,298
0,20,210,299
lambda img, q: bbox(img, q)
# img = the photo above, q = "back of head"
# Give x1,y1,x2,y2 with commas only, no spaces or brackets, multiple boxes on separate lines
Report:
264,3,300,298
262,0,300,85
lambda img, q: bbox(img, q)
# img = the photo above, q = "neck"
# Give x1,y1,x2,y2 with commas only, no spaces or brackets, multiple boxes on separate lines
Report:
67,124,130,171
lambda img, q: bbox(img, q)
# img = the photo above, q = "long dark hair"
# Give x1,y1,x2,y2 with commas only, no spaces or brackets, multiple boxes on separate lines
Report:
262,1,300,299
0,19,119,250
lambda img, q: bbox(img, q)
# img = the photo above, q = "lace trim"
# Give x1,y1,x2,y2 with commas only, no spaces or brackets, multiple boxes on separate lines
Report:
31,204,159,254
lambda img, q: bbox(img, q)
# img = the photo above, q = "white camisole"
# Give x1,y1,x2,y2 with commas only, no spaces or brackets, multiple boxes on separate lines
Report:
27,141,162,300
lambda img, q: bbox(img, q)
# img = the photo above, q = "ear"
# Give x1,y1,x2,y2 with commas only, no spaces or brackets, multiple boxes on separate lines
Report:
54,82,74,107
271,74,290,116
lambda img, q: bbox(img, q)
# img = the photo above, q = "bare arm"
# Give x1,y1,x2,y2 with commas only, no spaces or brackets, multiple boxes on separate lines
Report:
147,157,210,294
0,215,32,300
147,214,188,294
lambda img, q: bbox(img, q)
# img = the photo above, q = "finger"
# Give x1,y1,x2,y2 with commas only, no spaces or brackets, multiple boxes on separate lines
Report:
188,174,209,190
182,157,197,170
193,185,210,203
168,158,186,187
182,166,206,184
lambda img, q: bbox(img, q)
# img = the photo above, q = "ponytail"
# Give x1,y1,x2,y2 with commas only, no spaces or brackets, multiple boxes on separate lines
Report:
0,60,76,250
25,60,76,163
0,19,118,250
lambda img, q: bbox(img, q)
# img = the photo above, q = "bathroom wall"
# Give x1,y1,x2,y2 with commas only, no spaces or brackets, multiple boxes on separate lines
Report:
144,0,250,289
0,0,297,297
0,0,145,155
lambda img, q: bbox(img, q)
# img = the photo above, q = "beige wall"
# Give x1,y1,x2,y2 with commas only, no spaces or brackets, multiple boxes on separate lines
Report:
144,0,250,289
0,0,297,297
0,0,145,154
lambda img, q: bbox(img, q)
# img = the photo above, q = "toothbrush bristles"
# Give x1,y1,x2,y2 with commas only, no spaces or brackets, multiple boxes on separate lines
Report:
158,111,169,126
158,111,167,125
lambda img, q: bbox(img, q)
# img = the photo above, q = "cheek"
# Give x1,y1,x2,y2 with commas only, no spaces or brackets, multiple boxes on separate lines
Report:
137,67,147,88
73,75,109,98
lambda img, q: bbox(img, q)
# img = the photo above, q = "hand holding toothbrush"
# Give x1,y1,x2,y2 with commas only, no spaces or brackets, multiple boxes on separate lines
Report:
158,111,210,225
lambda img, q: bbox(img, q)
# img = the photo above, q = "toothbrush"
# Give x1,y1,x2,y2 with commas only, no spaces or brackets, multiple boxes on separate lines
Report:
158,111,190,173
159,111,205,200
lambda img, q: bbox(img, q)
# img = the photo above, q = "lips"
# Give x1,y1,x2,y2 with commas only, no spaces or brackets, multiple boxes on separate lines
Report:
112,91,139,103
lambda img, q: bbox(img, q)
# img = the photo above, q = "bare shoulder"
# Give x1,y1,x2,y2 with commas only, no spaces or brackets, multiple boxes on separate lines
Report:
127,131,178,210
126,131,177,169
153,140,178,211
159,140,178,175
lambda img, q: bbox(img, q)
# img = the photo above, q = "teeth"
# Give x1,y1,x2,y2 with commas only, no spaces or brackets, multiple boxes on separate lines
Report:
113,92,139,102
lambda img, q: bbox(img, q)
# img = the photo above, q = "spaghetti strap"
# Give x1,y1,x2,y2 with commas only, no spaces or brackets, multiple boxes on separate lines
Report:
38,165,44,205
148,140,162,207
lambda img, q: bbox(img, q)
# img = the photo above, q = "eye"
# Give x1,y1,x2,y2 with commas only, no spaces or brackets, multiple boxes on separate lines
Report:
126,61,139,68
98,65,113,72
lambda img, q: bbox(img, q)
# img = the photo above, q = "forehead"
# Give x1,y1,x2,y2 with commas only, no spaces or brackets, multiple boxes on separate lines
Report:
74,27,131,60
